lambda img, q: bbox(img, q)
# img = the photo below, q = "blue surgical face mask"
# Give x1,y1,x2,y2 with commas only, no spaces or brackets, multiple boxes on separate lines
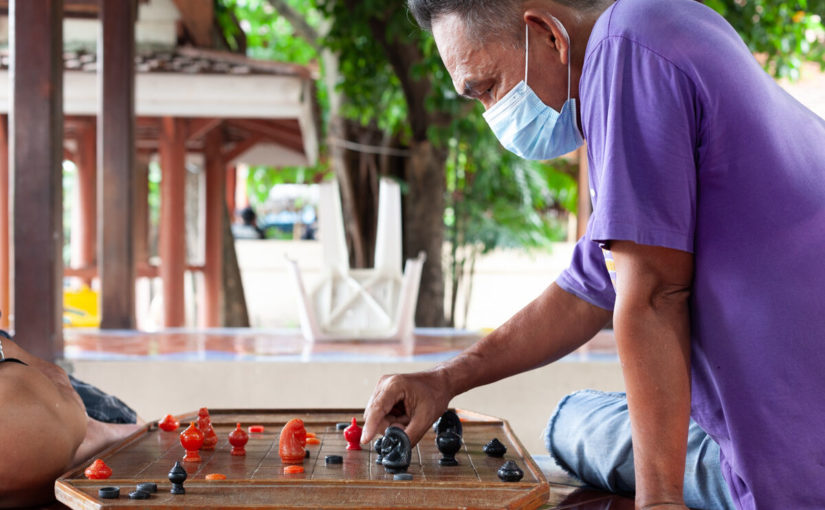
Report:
482,20,584,160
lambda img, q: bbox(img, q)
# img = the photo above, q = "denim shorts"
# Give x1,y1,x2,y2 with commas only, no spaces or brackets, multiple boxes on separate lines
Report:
69,375,137,424
545,389,734,510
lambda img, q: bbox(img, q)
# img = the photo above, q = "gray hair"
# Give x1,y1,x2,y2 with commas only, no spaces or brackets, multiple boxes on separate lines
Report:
407,0,610,41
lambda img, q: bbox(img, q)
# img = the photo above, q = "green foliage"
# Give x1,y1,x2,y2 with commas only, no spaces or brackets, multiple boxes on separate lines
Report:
244,165,324,207
705,0,825,78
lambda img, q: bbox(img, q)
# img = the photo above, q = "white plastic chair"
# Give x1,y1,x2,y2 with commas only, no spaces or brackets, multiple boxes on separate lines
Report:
287,178,426,342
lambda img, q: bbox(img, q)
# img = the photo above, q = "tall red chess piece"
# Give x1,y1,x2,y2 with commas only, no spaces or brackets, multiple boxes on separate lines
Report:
180,422,205,462
229,423,249,456
279,418,307,464
344,417,362,450
197,407,218,450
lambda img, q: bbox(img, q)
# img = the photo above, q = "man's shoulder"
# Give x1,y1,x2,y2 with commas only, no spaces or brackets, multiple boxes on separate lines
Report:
588,0,722,60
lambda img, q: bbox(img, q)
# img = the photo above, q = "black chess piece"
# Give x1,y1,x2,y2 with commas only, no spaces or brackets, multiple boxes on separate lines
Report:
380,426,411,474
483,437,507,457
168,461,187,494
436,430,461,466
434,409,462,438
497,460,524,482
374,436,384,464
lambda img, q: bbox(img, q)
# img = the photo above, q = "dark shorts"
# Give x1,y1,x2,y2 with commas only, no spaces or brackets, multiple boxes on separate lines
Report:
69,375,137,424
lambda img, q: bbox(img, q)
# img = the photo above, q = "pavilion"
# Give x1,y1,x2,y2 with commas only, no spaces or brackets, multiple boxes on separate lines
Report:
0,0,320,361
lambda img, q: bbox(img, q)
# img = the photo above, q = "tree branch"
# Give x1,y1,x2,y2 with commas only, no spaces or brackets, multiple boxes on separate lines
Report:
264,0,322,51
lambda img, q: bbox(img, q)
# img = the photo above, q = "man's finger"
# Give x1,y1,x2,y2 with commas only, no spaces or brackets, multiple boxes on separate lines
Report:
404,405,440,446
362,381,403,443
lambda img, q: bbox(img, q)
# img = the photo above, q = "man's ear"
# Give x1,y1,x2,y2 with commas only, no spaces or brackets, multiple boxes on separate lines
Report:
523,9,569,65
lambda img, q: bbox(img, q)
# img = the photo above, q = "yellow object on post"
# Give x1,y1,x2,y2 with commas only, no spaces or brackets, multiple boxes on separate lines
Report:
63,285,100,328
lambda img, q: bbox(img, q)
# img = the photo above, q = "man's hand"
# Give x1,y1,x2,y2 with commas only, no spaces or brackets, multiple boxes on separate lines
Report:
362,369,452,446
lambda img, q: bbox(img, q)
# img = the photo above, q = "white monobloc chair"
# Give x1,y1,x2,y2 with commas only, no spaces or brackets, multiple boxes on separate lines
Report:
287,178,426,342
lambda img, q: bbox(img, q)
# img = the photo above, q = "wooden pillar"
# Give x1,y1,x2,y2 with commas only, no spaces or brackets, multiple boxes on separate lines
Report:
576,145,591,240
10,0,64,360
159,117,186,327
134,152,150,267
202,128,225,327
98,0,137,329
0,116,9,330
225,165,236,222
72,122,96,280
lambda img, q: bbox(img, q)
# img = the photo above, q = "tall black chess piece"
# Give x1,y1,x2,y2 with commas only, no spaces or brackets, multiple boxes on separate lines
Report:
436,430,461,466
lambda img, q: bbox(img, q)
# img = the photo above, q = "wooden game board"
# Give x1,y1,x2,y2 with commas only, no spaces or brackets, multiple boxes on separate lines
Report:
56,409,550,509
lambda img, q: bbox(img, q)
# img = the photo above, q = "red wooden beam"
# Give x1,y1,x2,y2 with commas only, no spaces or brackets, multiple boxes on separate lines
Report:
159,116,187,327
0,116,9,330
10,0,64,360
186,117,221,143
72,122,96,283
98,0,137,329
202,128,224,327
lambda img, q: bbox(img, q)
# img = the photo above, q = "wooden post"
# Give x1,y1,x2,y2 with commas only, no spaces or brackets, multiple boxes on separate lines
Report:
10,0,64,360
225,165,236,222
98,0,137,329
134,152,150,267
0,116,8,330
72,122,96,282
576,145,591,240
202,127,224,327
159,117,186,327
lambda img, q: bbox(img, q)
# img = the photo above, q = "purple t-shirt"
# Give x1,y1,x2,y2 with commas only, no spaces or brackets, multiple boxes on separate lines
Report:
556,0,825,507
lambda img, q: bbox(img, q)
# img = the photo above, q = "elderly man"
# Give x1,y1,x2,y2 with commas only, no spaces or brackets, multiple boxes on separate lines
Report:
361,0,825,509
0,336,140,507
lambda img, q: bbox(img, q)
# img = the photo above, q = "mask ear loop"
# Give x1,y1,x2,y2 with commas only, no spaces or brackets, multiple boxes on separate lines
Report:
524,24,529,84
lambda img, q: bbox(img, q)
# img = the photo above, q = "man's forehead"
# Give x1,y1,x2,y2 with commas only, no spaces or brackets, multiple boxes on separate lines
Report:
432,14,492,91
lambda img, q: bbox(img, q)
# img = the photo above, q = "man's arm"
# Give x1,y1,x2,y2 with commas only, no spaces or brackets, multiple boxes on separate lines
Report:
610,241,693,510
362,282,613,445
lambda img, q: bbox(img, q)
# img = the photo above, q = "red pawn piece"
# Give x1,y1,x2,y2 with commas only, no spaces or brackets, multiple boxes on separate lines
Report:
279,418,307,464
84,459,112,480
344,417,362,450
158,414,180,432
228,423,249,456
180,421,205,462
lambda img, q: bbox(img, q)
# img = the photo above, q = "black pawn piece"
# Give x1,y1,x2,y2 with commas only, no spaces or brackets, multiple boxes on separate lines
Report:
136,482,157,494
497,460,524,482
305,449,311,459
436,430,461,466
483,438,507,458
98,487,120,499
374,436,384,464
128,490,151,500
168,461,187,494
393,473,414,481
324,455,343,465
380,426,412,474
336,422,349,431
434,409,463,438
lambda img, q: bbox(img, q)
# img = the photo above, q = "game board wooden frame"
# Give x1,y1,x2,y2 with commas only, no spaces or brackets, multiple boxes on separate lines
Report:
56,408,550,509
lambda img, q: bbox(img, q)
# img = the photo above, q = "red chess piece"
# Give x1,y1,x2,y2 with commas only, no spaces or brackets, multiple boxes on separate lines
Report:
229,423,249,456
344,417,362,450
197,408,212,432
180,421,205,462
279,418,307,464
201,422,218,451
84,459,112,480
158,414,180,432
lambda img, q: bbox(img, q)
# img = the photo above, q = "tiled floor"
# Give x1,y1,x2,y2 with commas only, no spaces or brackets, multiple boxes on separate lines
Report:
63,327,618,363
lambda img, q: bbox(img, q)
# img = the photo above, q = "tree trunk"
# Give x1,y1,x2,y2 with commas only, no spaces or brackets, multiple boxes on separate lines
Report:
405,140,448,327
